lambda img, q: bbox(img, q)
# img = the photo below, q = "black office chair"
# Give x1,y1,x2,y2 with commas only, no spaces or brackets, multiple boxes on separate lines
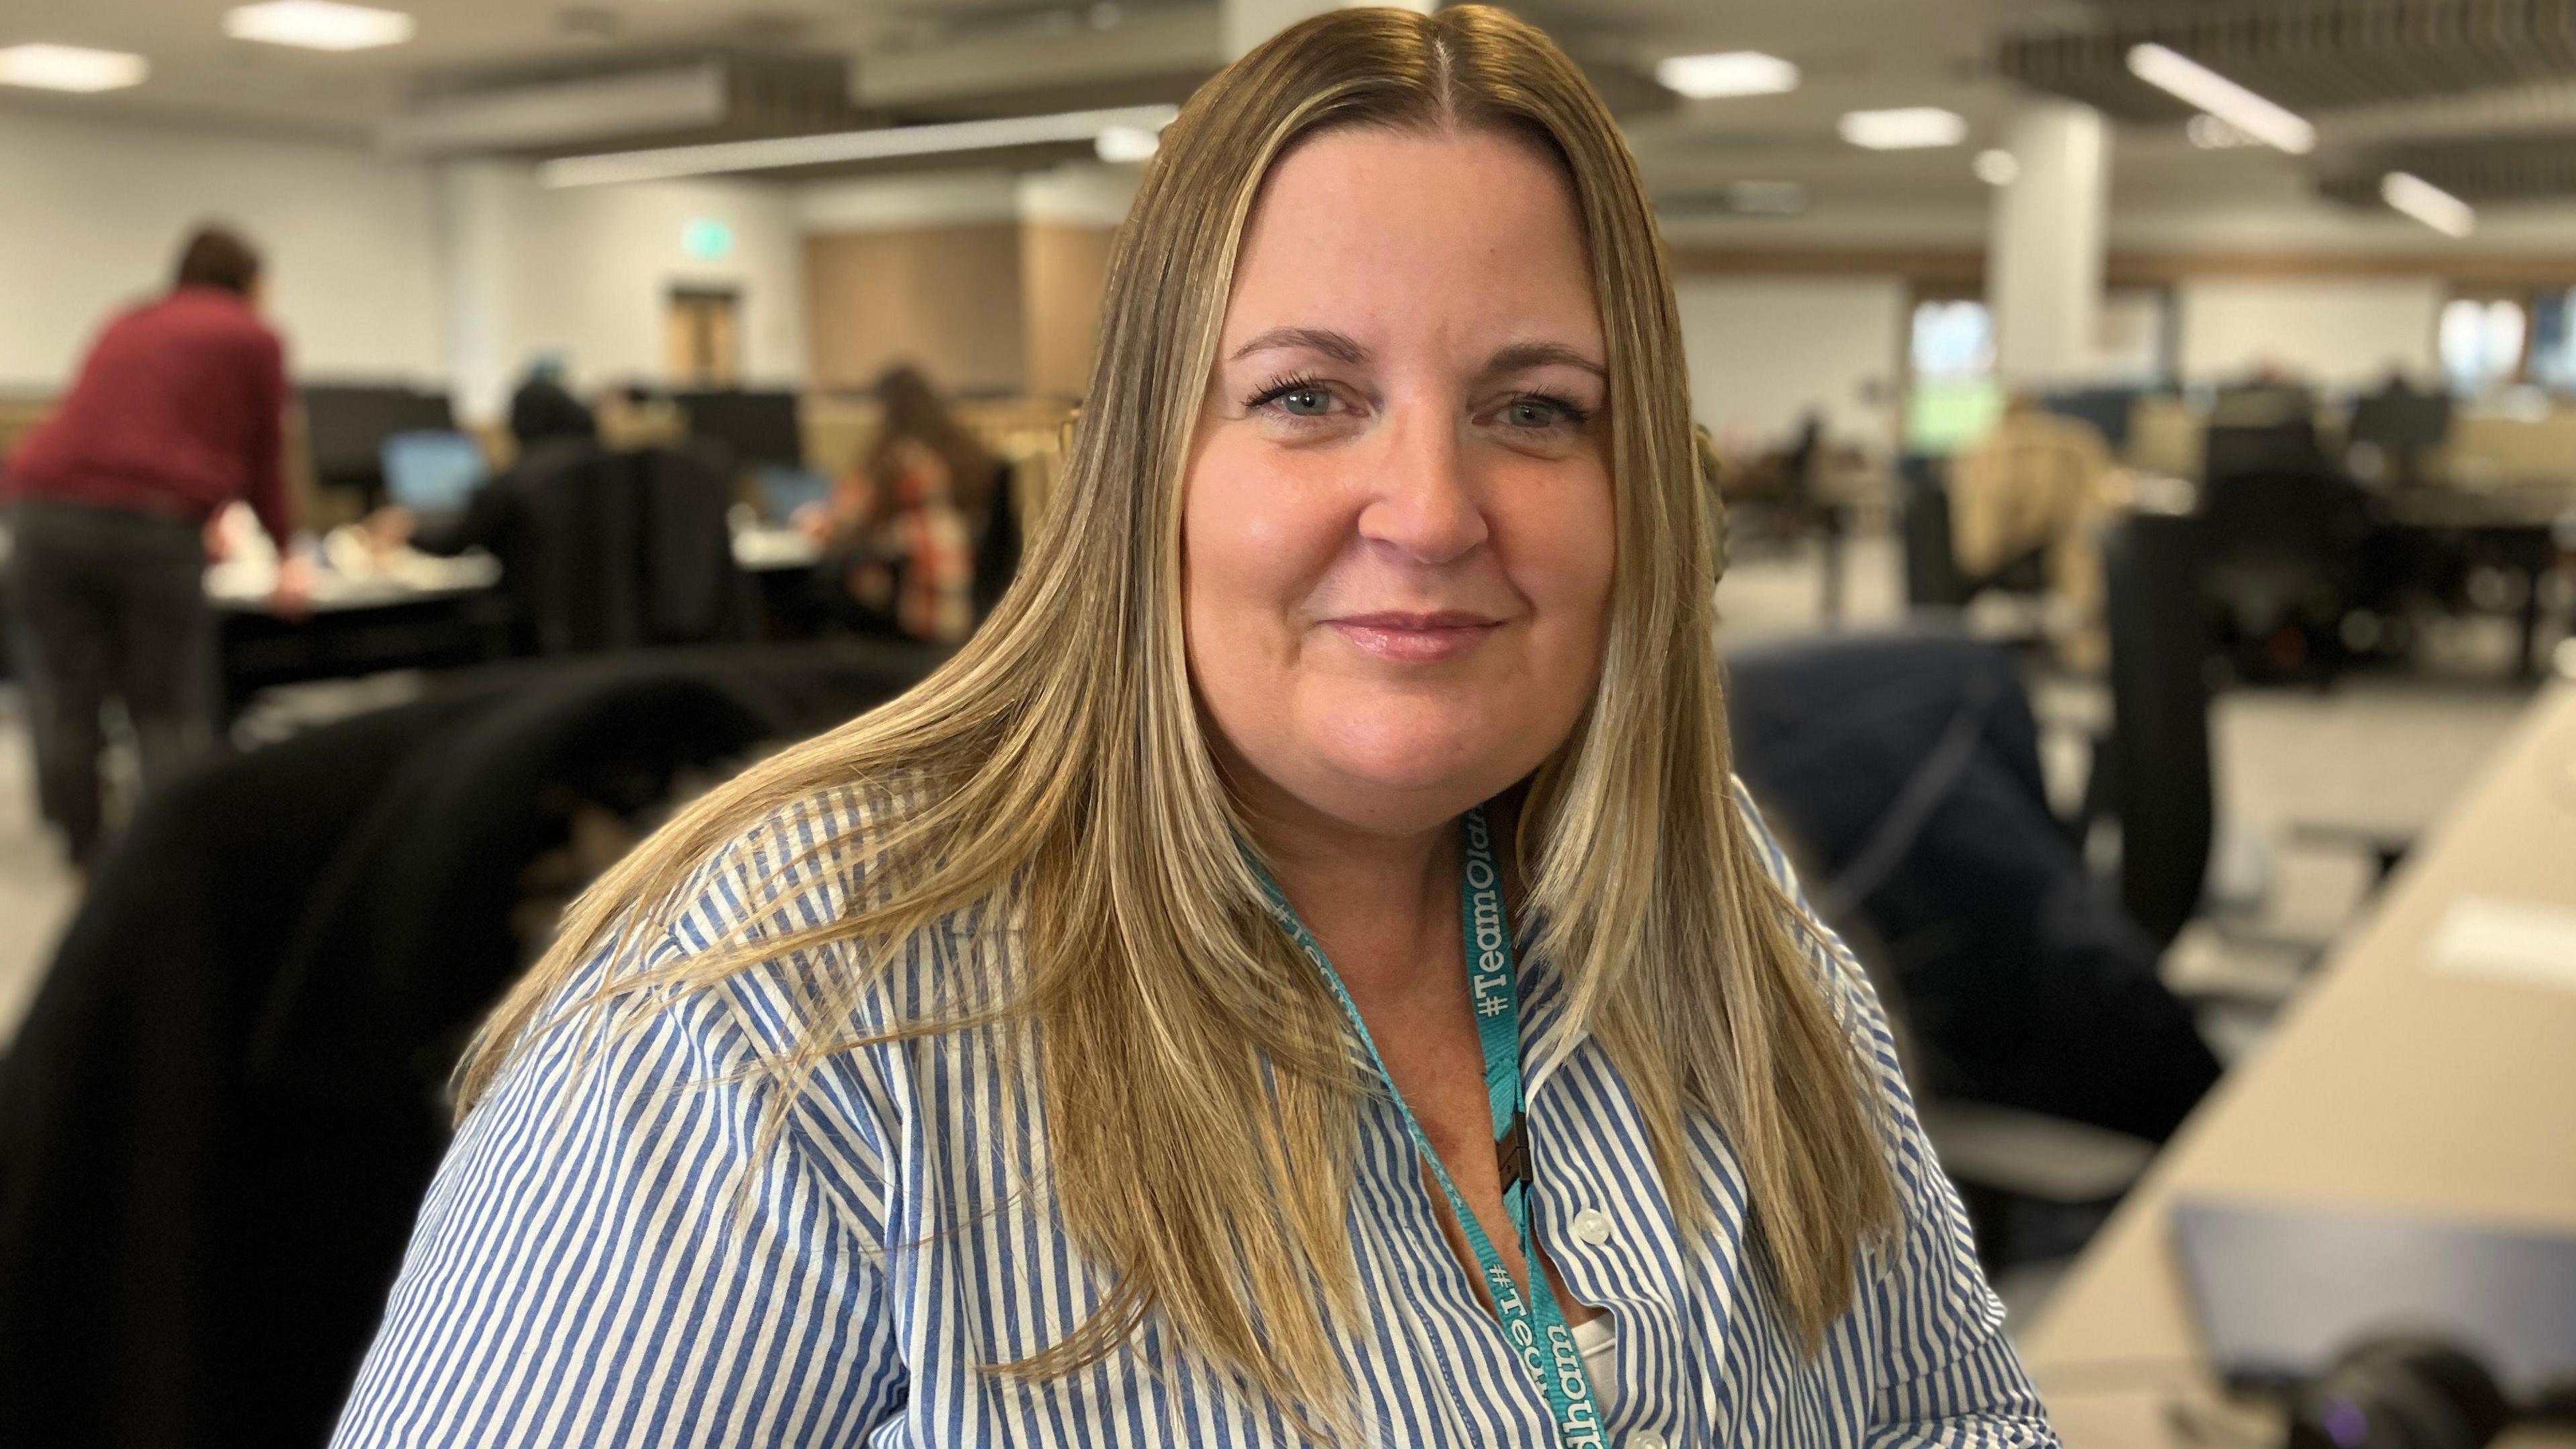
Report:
971,460,1023,623
1896,453,2053,645
2094,512,2215,951
0,646,945,1449
499,444,754,655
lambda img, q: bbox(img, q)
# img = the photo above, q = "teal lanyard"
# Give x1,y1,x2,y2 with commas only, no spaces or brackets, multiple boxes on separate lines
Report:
1251,807,1607,1447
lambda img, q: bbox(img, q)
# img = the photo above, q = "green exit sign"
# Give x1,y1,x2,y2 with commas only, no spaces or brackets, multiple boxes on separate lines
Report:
681,218,734,260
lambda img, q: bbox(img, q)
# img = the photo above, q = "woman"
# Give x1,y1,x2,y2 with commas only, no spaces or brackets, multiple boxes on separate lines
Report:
801,365,997,644
334,9,2054,1446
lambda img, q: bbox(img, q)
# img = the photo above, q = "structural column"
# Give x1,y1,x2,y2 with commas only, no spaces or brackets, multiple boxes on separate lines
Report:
433,160,526,424
1986,99,2110,389
1222,0,1432,62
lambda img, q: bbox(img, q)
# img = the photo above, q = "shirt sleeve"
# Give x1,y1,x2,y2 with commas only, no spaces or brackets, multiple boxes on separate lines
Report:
329,932,907,1448
1733,784,2059,1449
244,327,294,553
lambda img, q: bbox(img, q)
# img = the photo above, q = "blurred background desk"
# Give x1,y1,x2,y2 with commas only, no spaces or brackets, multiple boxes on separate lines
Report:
209,555,511,721
204,525,828,722
2377,486,2576,683
2021,680,2576,1447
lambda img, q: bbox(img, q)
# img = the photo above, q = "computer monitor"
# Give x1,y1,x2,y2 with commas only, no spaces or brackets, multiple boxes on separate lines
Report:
751,464,833,523
674,389,803,472
2348,390,2453,458
2042,387,2140,451
2204,419,2326,486
304,385,456,493
380,430,489,515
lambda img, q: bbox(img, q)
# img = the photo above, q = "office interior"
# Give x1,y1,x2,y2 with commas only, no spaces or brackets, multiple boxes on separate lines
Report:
0,0,2572,1444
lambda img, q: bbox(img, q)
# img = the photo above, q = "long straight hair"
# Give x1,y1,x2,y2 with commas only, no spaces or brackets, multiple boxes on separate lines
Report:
460,3,1896,1426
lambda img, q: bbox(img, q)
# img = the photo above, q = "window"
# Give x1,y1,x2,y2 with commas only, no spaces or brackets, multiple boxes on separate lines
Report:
2439,297,2526,394
1904,299,2000,455
2529,288,2576,393
1911,299,1994,380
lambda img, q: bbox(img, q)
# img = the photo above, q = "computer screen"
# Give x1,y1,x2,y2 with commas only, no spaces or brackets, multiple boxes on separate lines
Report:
2348,390,2453,455
380,430,489,515
675,389,803,472
752,464,833,523
2041,387,2140,451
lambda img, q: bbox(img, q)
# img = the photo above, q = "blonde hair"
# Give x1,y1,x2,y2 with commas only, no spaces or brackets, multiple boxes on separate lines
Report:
461,2,1895,1426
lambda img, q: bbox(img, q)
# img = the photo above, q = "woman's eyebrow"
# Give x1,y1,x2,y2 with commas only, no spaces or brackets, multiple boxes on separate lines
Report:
1484,341,1607,379
1228,326,1369,364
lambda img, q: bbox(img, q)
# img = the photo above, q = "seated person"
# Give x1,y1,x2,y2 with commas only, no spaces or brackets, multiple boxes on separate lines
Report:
364,377,606,653
1947,392,2116,671
367,376,598,557
796,366,989,645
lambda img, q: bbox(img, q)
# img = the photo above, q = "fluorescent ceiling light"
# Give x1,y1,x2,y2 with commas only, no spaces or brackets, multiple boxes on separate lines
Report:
1093,124,1160,164
224,1,415,52
1838,107,1967,150
1973,148,2019,186
0,43,148,92
2186,114,2255,150
1656,51,1799,100
2381,171,2475,238
542,104,1183,186
2127,42,2313,154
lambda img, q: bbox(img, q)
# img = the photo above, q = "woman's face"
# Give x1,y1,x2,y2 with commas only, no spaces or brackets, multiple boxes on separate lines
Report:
1183,125,1617,837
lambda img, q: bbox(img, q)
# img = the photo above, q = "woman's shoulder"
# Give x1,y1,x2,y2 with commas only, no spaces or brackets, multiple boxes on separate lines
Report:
561,770,1015,1059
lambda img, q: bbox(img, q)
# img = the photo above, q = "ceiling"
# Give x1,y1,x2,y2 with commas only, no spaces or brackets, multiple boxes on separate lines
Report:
1,0,2558,227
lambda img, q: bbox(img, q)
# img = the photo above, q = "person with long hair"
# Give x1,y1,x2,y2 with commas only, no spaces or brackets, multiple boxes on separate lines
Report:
802,364,998,643
333,9,2054,1446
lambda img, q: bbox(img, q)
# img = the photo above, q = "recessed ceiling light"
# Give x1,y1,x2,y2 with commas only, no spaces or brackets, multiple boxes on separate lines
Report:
2381,171,2474,238
1838,107,1967,150
1973,148,2018,186
224,1,416,52
1655,51,1799,100
0,43,148,92
2127,43,2312,155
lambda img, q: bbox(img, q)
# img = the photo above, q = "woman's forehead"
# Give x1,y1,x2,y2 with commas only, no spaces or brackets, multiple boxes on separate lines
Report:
1220,127,1603,358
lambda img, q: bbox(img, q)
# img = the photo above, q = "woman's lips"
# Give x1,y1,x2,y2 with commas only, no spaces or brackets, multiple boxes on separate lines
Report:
1324,611,1504,663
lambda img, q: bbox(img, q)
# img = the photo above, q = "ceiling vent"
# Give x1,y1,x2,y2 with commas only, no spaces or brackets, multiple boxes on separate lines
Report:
1998,0,2576,121
380,51,857,158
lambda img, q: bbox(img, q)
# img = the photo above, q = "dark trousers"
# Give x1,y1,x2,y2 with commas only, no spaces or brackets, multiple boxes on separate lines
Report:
7,501,216,865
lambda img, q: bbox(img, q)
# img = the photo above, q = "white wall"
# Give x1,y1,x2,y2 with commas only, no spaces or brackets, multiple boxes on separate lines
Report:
439,161,808,419
1674,276,1907,451
0,109,444,391
2175,276,2445,388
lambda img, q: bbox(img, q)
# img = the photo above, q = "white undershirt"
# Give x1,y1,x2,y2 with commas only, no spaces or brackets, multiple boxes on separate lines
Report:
1569,1314,1618,1418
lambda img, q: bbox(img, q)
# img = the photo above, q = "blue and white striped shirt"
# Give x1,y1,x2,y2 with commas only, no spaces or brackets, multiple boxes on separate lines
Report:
333,779,2057,1448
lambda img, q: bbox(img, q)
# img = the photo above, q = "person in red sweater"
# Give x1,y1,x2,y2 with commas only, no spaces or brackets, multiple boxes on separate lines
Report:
4,224,313,868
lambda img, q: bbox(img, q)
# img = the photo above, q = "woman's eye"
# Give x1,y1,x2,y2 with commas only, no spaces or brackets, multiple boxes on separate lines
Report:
1501,396,1585,430
1275,386,1332,417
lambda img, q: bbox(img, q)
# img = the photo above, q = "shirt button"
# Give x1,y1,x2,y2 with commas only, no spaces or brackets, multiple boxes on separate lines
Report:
1630,1432,1669,1449
1571,1208,1613,1246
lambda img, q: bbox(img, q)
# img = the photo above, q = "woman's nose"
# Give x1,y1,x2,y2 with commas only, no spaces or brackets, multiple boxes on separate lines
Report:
1354,402,1489,565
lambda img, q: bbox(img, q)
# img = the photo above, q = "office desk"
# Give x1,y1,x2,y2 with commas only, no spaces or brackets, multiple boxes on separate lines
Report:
2375,485,2574,682
2021,681,2576,1447
211,555,512,717
205,529,828,714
